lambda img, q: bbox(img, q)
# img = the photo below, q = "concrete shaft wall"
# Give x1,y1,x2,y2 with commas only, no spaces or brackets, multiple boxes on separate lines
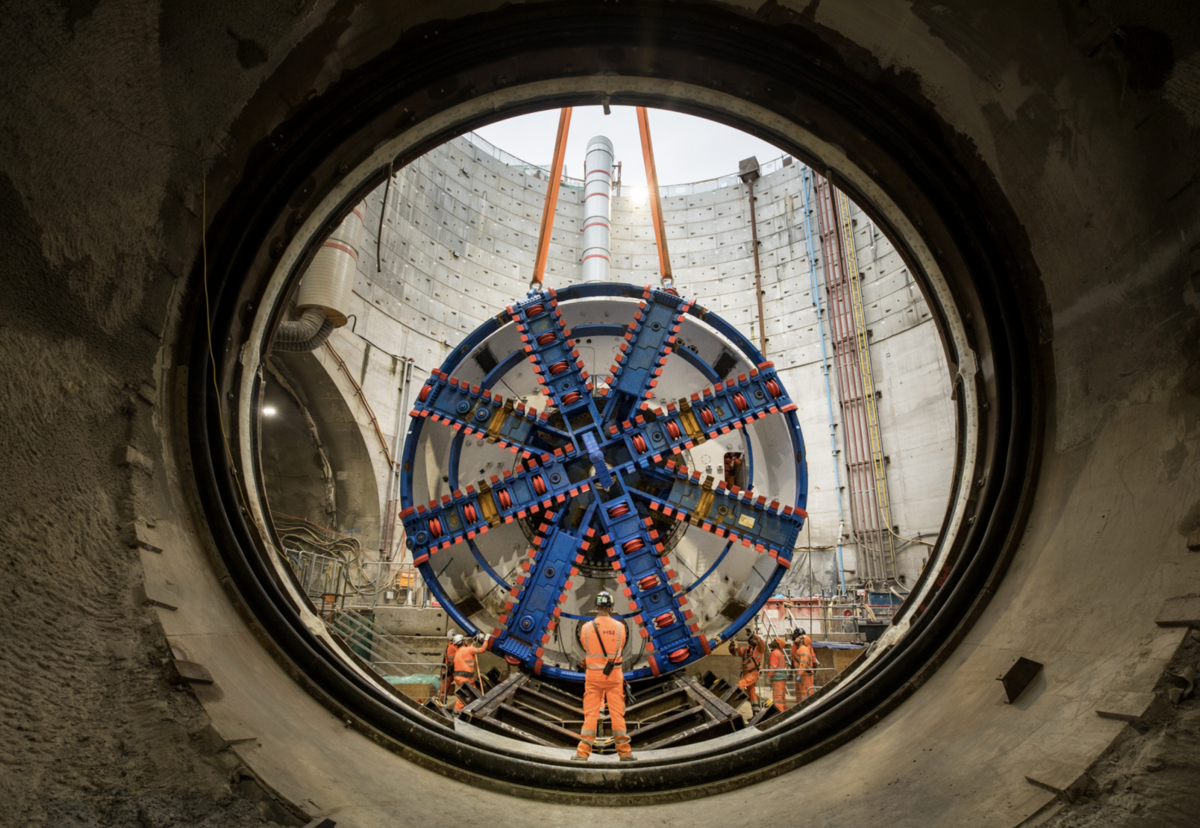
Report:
2,2,1199,827
340,134,951,585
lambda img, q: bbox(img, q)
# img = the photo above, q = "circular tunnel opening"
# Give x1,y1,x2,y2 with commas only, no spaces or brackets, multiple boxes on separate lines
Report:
254,111,958,711
184,3,1040,801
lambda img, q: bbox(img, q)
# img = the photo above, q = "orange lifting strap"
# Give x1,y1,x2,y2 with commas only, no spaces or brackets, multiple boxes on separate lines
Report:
636,107,673,287
531,108,573,286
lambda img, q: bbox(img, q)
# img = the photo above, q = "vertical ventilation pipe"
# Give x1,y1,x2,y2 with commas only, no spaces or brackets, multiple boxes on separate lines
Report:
581,135,613,283
297,209,364,326
275,209,364,352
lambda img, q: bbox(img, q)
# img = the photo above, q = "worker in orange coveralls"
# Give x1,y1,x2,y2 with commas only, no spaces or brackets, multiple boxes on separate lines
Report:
440,633,463,703
573,591,635,762
728,633,765,710
768,637,789,712
452,632,489,712
791,629,816,700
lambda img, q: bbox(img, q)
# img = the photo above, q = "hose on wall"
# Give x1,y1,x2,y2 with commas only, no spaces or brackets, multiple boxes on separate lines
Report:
273,306,335,352
274,209,365,351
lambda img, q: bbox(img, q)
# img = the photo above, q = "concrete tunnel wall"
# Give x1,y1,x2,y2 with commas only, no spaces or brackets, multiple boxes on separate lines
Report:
0,2,1198,827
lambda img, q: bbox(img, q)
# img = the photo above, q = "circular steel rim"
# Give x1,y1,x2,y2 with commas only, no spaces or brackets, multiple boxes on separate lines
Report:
180,2,1042,801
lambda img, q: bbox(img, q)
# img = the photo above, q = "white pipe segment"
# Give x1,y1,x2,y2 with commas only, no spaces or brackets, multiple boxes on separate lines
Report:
296,208,364,327
581,135,613,282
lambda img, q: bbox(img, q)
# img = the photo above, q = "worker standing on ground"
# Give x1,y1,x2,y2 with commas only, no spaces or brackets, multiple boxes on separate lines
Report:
452,632,489,712
791,629,816,701
441,633,463,704
768,638,788,712
728,633,765,711
574,591,635,762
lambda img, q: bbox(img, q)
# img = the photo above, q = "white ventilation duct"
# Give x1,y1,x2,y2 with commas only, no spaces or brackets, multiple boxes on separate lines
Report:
275,209,364,352
296,208,364,327
581,136,613,283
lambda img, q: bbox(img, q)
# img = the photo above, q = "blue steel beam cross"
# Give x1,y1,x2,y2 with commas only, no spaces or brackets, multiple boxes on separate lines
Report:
401,285,807,680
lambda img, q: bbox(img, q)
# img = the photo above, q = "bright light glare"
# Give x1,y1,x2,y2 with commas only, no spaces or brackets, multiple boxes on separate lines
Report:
262,406,277,416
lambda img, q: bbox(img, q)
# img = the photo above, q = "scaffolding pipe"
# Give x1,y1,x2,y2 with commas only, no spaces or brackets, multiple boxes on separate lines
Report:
380,357,415,560
746,176,768,355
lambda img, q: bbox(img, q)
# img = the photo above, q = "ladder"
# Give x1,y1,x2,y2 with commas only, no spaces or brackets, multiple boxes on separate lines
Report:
835,189,897,578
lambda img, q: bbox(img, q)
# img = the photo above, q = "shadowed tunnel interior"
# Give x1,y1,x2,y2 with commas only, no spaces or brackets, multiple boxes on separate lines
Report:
2,1,1199,826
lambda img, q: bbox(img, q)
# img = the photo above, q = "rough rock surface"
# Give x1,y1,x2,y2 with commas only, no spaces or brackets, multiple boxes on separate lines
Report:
0,0,327,824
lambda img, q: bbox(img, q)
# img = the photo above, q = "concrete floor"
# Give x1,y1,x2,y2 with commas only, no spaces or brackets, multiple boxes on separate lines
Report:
1,1,1199,826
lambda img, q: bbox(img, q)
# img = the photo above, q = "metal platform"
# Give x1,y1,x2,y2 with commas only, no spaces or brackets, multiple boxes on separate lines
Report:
457,671,748,753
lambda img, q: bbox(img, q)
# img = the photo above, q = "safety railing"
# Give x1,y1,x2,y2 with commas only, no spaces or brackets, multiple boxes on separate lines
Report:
326,608,439,680
751,666,841,702
760,598,886,639
279,539,426,611
340,561,423,610
461,131,795,197
282,548,348,612
462,132,587,188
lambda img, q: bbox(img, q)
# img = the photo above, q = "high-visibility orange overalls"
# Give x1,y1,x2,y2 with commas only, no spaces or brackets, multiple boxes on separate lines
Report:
576,616,632,759
792,636,816,700
452,644,485,711
768,646,788,711
441,641,459,702
729,639,764,703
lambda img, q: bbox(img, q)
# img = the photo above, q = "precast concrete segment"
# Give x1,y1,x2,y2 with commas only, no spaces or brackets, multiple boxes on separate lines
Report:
582,136,614,283
2,1,1199,827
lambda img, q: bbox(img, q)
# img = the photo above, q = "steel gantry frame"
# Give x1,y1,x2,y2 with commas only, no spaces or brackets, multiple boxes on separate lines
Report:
812,173,897,582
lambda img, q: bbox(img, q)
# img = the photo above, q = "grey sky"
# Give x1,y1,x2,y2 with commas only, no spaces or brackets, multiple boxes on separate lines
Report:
473,106,788,187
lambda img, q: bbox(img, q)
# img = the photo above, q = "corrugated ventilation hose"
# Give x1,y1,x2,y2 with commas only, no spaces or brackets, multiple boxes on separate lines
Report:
273,209,364,352
273,306,334,352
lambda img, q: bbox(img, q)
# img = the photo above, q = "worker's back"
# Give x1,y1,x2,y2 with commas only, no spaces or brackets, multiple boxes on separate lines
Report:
792,640,814,667
454,644,482,674
581,615,626,674
741,639,764,671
